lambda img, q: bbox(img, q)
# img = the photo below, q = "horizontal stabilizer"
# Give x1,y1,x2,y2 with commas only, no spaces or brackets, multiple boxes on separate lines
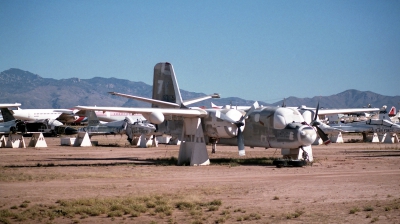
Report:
109,92,180,107
109,92,220,108
182,94,220,106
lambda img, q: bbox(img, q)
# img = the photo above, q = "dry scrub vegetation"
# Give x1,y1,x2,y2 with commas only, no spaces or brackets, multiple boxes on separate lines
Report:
1,135,400,223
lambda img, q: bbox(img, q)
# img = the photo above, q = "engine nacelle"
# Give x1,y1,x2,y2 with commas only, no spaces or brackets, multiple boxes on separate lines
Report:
301,110,313,124
48,119,63,127
203,109,244,139
273,108,305,129
147,111,164,124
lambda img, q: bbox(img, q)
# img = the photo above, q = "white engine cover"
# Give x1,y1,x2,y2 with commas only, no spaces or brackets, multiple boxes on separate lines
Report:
147,111,164,124
204,109,244,139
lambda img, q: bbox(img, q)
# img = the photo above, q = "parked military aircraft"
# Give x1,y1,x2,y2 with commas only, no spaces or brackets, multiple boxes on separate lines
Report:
0,104,77,136
77,110,156,143
210,103,380,139
76,62,332,166
330,106,400,134
330,119,400,134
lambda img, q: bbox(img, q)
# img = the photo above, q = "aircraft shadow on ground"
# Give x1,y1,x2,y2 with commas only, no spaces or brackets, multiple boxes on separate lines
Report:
6,157,281,167
341,150,400,157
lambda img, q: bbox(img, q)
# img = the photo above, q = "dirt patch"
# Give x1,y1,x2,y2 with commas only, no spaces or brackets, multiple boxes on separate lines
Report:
1,134,400,223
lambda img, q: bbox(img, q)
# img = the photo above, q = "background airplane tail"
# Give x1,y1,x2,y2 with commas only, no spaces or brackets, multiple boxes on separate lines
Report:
389,106,396,117
86,110,100,126
152,62,184,108
1,108,16,122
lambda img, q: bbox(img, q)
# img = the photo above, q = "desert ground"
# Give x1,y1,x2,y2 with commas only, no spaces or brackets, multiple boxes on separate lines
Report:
0,134,400,224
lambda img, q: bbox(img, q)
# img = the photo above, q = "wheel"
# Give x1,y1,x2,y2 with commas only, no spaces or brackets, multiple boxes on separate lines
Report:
273,160,287,168
10,126,17,134
288,160,305,167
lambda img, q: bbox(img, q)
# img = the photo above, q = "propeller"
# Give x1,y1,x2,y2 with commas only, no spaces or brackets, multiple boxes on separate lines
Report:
310,102,331,145
214,101,259,156
236,101,259,156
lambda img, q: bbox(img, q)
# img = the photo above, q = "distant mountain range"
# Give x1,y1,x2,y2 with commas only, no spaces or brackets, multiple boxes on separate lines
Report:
1,68,399,109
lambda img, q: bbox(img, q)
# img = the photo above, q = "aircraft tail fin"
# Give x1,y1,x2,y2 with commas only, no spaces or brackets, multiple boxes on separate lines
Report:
107,63,219,108
152,62,184,108
86,110,100,126
0,108,16,122
389,106,396,117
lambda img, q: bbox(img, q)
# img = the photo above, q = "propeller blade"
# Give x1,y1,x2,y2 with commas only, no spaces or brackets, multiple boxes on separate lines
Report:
313,102,319,121
237,127,245,156
239,101,259,123
216,110,237,123
236,101,259,156
309,102,331,145
315,126,331,145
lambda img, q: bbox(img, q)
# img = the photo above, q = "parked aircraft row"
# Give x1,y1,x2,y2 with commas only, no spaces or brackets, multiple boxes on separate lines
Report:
76,110,156,144
74,62,393,166
2,62,398,166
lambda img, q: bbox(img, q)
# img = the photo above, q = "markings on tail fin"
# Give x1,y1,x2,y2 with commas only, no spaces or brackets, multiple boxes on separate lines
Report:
157,80,163,94
389,106,396,117
152,62,183,108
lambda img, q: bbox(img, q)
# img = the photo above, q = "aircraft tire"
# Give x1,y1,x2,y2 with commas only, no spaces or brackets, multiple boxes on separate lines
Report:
288,160,305,167
273,159,287,168
10,126,17,134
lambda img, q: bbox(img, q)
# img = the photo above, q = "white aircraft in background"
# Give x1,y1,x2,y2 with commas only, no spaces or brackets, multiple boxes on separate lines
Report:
94,111,145,123
0,104,77,136
0,103,22,134
11,108,86,124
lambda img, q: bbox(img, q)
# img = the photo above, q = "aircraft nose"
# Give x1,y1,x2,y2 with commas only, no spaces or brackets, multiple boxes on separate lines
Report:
64,127,78,135
298,126,316,146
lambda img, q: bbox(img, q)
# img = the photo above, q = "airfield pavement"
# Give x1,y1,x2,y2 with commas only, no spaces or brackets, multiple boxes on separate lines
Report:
0,134,400,223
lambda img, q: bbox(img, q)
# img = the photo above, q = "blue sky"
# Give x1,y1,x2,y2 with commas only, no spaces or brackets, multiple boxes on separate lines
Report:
1,0,399,102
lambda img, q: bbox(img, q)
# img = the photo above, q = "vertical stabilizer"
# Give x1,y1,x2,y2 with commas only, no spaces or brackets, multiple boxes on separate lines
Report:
389,106,396,117
1,108,16,122
152,62,184,108
86,110,100,126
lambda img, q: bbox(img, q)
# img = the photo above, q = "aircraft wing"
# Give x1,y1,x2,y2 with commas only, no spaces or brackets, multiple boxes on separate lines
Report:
314,108,380,115
74,106,208,118
0,103,21,108
56,113,76,123
51,109,84,123
53,109,75,114
329,123,372,133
